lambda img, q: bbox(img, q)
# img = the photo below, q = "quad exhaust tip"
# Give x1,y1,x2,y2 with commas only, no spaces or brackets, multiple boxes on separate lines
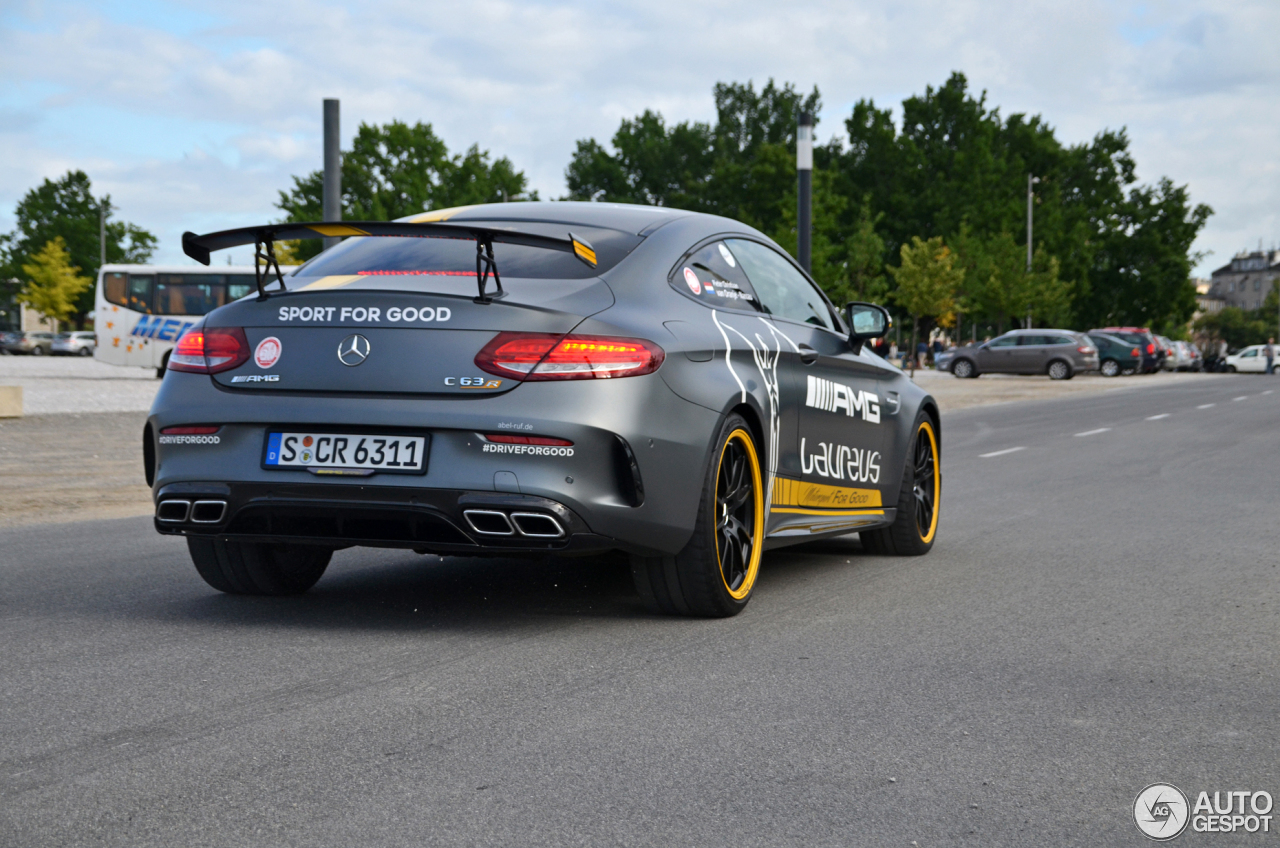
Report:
157,499,227,524
463,509,564,539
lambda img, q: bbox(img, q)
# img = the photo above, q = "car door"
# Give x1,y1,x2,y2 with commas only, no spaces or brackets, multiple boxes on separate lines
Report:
726,238,890,514
976,333,1019,373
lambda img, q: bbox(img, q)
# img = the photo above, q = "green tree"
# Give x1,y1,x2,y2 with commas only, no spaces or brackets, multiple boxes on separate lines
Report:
1,171,157,326
277,121,534,261
888,236,963,374
20,237,92,327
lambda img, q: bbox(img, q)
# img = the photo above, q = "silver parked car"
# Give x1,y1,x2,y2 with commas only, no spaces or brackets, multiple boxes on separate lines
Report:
1,331,55,355
51,331,97,356
947,329,1099,380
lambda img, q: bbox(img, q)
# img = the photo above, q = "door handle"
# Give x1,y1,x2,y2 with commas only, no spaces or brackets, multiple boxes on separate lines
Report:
798,345,820,365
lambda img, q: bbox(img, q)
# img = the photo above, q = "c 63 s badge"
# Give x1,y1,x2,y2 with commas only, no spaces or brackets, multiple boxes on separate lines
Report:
230,374,280,383
445,377,502,389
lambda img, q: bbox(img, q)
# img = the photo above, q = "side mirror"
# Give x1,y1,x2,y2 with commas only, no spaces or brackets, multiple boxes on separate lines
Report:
844,302,891,355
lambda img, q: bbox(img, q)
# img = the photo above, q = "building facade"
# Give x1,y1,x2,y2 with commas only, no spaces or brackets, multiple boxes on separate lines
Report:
1207,250,1280,310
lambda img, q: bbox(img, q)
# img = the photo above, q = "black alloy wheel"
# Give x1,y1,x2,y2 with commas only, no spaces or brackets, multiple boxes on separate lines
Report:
861,414,940,556
715,434,757,595
911,425,938,541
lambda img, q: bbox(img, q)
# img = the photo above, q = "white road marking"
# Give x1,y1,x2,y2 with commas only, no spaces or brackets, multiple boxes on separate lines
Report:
1197,403,1215,409
1233,396,1247,402
1265,390,1274,395
1145,414,1170,420
1074,428,1111,437
980,447,1026,458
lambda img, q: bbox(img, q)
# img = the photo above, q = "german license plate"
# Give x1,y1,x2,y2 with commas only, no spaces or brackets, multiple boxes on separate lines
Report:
264,432,428,473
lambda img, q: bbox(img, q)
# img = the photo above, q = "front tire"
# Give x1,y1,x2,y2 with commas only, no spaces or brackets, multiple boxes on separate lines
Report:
1100,359,1121,377
187,538,332,595
952,358,977,379
1047,360,1072,380
861,414,940,556
631,414,764,617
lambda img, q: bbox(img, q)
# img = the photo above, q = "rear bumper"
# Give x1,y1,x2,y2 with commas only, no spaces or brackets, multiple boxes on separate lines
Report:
153,480,620,556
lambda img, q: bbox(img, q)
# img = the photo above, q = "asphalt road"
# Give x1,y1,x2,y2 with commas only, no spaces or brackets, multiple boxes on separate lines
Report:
2,375,1277,847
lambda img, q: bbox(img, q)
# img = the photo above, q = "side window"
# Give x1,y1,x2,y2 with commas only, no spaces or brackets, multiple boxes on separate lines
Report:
127,275,154,314
103,272,128,307
989,335,1019,348
669,240,761,313
226,275,256,302
725,239,834,331
155,275,222,316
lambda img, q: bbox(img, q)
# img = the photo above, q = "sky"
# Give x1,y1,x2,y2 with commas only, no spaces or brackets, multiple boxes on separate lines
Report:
1,0,1276,276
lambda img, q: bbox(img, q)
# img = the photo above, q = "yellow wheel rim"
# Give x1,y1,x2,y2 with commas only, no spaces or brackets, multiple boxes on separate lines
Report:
714,429,764,600
914,421,940,544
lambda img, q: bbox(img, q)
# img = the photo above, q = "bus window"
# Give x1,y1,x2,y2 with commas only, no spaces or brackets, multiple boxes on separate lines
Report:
103,273,128,307
226,275,256,302
128,275,154,314
155,275,221,315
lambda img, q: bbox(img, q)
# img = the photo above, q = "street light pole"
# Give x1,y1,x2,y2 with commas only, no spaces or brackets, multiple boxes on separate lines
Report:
322,99,341,252
797,111,813,273
99,203,106,269
1026,173,1040,328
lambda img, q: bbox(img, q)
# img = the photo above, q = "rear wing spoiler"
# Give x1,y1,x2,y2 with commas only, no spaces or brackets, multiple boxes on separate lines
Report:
181,221,598,303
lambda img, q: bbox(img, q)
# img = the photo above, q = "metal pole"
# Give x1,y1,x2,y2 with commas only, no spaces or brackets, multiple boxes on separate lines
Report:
1026,173,1038,328
99,203,105,269
797,111,813,273
322,99,341,251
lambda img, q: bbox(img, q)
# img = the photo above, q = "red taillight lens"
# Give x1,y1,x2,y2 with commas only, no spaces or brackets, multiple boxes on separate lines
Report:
1078,346,1094,354
1146,343,1155,353
160,426,221,435
1132,348,1140,357
483,434,573,446
167,327,250,374
475,332,665,381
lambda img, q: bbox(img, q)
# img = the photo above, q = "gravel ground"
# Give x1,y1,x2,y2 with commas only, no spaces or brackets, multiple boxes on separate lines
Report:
0,356,159,414
908,366,1221,410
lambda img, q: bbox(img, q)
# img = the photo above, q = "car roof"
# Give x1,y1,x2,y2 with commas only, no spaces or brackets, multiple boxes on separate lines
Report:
399,201,696,235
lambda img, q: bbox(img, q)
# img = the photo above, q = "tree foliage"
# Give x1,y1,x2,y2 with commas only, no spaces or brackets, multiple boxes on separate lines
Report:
1,170,156,325
277,121,534,261
20,237,92,326
568,74,1211,333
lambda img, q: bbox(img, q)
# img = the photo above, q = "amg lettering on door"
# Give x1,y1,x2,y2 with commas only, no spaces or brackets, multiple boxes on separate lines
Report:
805,375,880,423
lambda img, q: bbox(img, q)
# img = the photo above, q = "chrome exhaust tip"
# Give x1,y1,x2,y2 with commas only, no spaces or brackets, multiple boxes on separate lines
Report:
156,499,191,523
190,500,227,524
510,512,564,538
462,509,516,536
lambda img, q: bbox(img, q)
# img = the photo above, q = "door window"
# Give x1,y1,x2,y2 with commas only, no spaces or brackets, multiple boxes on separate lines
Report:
103,273,128,307
988,335,1018,348
668,241,760,313
127,275,154,314
725,239,834,331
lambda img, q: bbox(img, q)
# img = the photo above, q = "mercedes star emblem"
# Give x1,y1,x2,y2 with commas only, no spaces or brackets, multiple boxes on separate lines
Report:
337,334,371,367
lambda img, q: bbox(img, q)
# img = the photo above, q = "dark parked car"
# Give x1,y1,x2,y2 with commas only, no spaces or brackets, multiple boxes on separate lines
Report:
1086,332,1143,377
946,329,1099,380
1,331,55,355
1092,327,1162,373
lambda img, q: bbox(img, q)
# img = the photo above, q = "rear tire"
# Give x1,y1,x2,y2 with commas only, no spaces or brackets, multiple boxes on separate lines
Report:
631,414,764,617
1047,360,1072,380
1100,359,1120,377
860,414,940,557
78,346,92,357
31,346,43,356
951,359,977,379
187,538,332,595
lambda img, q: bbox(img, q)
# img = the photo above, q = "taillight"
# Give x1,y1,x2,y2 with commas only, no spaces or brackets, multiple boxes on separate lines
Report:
167,327,250,374
483,434,573,446
475,332,665,381
1146,343,1155,353
160,426,221,435
1078,346,1094,354
1132,348,1140,357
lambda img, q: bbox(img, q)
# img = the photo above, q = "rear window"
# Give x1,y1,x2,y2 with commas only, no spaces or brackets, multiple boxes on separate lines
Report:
296,225,643,280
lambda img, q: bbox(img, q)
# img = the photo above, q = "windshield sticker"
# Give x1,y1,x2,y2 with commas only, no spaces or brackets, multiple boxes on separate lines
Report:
684,267,701,295
718,243,737,267
805,375,880,423
254,337,282,369
275,306,452,323
800,438,881,484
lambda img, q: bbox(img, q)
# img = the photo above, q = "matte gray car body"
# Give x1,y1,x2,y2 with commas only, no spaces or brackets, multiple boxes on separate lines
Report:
147,202,939,564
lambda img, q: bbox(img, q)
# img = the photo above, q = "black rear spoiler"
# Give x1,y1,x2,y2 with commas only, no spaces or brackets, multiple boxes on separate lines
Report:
181,221,598,303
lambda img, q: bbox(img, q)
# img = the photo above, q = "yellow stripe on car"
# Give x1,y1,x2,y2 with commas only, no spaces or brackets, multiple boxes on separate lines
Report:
307,224,370,237
295,275,363,291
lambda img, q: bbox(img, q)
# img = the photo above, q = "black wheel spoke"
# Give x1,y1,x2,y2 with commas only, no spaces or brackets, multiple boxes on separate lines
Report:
713,433,759,595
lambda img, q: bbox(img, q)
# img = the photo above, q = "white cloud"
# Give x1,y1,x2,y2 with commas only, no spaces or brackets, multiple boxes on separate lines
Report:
0,0,1275,272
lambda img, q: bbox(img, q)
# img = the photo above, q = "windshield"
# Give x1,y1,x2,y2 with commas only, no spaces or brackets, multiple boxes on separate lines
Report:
296,224,643,280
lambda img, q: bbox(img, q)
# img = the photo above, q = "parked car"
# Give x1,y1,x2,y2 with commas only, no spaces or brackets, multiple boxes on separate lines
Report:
1,331,55,355
1092,327,1163,373
1224,344,1277,374
1171,340,1201,372
51,331,97,356
1086,332,1143,377
947,329,1099,380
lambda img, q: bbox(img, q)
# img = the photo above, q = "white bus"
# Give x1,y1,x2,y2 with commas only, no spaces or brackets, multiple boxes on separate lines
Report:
94,264,293,375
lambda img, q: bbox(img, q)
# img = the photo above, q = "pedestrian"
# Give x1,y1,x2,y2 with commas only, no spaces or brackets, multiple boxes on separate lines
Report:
916,339,928,369
1266,337,1275,375
889,341,898,363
